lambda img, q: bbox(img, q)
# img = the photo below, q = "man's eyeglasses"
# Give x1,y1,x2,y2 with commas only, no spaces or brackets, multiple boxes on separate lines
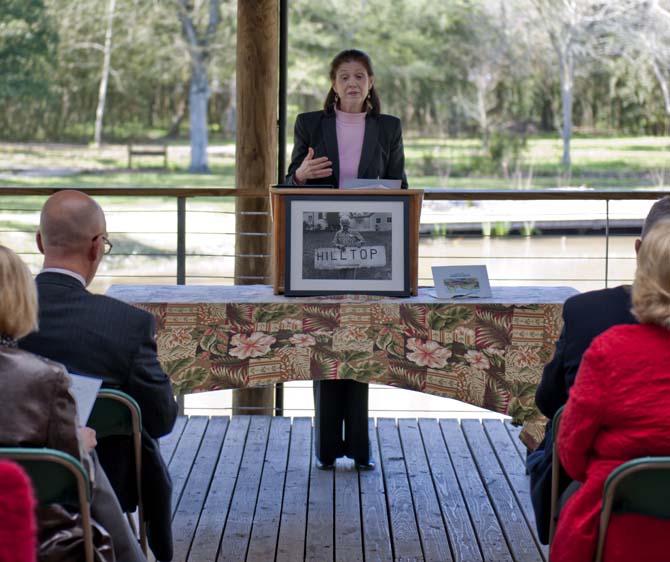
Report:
93,234,113,255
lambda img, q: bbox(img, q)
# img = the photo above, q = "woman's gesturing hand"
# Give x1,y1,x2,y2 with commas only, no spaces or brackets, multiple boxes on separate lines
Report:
295,147,332,184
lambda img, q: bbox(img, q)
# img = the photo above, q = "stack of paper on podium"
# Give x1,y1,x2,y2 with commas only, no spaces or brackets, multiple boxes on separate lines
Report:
341,178,401,189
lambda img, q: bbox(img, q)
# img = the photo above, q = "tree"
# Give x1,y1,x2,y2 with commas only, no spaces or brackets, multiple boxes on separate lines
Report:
46,0,187,140
531,0,644,169
629,1,670,124
93,0,116,146
450,1,512,148
177,0,222,173
0,0,56,138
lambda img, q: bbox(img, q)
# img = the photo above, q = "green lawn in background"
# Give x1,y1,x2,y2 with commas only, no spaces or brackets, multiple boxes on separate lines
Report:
1,135,668,190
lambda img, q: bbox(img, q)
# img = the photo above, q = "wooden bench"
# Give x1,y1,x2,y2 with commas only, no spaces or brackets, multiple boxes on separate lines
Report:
127,144,168,169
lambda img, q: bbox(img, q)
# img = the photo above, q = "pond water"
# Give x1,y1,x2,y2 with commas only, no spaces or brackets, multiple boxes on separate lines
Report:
417,233,638,292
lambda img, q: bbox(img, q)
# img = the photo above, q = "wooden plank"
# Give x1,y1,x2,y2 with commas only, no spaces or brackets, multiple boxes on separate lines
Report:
218,416,272,562
305,448,334,561
159,416,551,562
335,459,363,562
159,415,188,464
276,417,312,562
171,417,229,562
418,418,482,562
484,420,548,561
360,419,393,562
461,420,543,562
377,418,423,562
189,415,251,562
398,419,452,562
5,185,670,200
505,421,528,463
168,416,209,518
246,416,291,561
441,419,513,562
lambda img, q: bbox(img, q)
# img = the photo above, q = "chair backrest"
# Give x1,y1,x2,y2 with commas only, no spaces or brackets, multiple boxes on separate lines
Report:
548,405,565,545
88,389,142,439
0,448,90,506
594,457,670,562
0,448,94,562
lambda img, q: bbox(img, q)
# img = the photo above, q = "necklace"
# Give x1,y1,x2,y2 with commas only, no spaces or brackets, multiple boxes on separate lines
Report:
0,333,17,348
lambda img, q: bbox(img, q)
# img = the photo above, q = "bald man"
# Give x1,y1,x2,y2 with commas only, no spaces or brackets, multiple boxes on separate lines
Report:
20,190,178,562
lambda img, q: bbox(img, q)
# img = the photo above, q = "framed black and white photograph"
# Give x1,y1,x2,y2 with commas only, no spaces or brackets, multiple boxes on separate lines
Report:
284,194,410,296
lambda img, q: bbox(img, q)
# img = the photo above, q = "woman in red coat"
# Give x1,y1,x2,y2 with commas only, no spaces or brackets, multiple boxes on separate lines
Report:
552,219,670,562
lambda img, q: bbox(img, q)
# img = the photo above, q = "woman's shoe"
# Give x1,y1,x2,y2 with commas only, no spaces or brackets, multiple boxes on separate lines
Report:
355,460,376,471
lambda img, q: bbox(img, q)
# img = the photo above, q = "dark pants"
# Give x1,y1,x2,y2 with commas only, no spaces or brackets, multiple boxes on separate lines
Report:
97,434,173,561
313,380,370,464
90,451,146,562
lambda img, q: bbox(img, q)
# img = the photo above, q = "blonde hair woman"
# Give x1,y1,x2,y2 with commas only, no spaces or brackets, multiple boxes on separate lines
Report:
0,246,146,562
0,245,38,343
631,220,670,327
552,220,670,562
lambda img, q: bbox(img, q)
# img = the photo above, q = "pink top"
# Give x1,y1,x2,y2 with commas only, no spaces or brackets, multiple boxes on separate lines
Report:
335,108,366,188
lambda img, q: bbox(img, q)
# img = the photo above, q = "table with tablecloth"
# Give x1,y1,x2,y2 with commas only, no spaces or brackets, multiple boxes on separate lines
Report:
106,284,577,449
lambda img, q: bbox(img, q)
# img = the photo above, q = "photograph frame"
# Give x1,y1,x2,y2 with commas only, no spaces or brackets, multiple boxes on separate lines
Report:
284,194,410,296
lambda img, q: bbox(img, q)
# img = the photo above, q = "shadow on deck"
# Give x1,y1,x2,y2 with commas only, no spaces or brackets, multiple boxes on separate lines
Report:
159,416,546,562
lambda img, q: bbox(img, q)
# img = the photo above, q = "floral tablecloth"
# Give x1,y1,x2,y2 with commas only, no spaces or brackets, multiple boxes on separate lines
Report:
106,284,577,449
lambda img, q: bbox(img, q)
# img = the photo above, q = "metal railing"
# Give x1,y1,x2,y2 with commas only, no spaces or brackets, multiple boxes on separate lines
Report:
2,186,669,291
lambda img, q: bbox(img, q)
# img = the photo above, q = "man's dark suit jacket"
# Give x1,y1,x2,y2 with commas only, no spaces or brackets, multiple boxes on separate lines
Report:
528,285,636,544
20,272,178,561
285,110,408,188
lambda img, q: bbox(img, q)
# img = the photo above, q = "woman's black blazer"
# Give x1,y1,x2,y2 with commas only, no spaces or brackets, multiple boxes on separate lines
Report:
285,110,408,188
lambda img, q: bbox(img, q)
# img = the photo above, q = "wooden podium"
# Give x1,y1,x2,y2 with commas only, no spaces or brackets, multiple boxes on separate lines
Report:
270,188,423,296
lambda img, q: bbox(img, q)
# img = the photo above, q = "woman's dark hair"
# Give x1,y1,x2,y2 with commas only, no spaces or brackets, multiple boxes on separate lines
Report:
323,49,381,116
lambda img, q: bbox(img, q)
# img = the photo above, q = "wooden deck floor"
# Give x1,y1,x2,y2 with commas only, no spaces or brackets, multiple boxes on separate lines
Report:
159,416,547,562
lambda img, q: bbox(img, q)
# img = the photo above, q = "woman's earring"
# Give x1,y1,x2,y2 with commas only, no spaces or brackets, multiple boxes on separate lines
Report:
367,90,371,100
334,92,339,103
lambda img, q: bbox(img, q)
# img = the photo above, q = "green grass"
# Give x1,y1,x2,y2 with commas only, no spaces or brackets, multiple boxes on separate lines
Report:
1,135,668,190
3,171,236,188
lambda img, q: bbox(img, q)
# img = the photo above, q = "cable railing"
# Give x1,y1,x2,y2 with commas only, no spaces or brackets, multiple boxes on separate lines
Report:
2,186,669,293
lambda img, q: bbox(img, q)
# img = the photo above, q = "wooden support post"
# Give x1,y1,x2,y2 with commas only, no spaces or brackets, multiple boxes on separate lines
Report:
232,0,278,415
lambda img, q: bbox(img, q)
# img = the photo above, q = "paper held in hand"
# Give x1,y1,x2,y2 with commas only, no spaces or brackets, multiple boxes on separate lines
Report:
341,178,402,190
66,372,102,424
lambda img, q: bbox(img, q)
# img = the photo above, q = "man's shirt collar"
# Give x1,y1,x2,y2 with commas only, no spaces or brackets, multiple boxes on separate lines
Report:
41,268,87,287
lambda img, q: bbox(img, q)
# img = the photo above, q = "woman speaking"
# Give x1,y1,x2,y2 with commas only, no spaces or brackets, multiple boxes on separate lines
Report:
286,49,408,470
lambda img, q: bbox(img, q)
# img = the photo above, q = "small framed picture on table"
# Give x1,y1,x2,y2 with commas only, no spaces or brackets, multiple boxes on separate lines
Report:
431,265,492,299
